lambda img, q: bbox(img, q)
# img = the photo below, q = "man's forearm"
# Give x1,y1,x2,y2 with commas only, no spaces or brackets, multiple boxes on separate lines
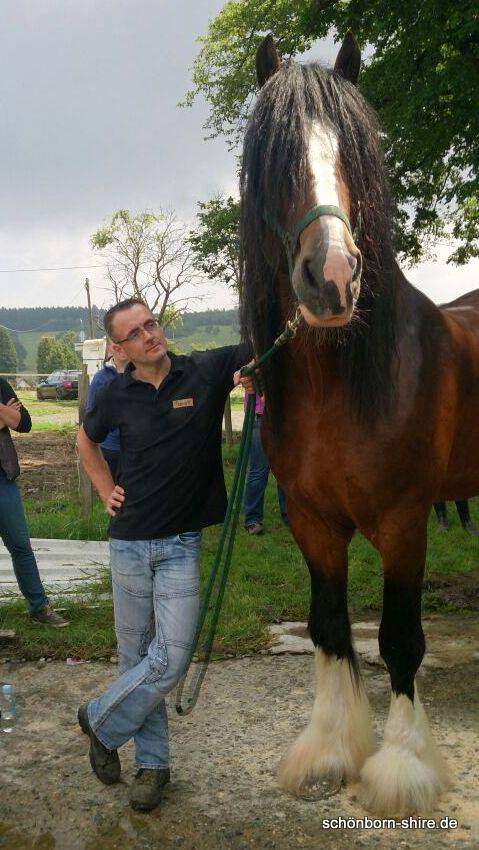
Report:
77,426,114,501
0,404,21,429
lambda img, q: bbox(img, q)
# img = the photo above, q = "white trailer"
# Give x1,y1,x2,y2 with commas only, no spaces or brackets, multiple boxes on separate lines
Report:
81,338,106,377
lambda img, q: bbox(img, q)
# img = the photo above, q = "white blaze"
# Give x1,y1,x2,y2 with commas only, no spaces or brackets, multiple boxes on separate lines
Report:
306,120,354,293
307,120,346,248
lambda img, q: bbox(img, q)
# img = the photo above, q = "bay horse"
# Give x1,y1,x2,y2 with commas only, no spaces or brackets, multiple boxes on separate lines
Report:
240,32,479,815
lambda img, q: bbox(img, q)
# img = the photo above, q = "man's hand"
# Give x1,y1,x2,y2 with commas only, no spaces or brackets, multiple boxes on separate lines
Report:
0,397,22,429
233,361,256,394
102,484,126,517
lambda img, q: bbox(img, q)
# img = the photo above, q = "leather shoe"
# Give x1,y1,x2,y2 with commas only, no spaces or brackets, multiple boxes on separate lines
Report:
129,768,171,812
77,704,121,785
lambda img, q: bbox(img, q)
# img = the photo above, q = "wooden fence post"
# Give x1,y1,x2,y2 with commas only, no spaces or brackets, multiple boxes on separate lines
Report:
223,395,233,447
77,364,93,517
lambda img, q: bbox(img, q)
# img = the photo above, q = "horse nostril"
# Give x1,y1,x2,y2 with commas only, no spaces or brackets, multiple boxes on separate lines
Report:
302,258,317,289
347,253,360,280
351,253,362,282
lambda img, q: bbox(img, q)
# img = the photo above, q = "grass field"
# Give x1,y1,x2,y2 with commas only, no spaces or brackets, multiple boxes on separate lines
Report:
17,390,78,415
1,438,477,661
16,331,56,371
171,324,239,353
15,390,78,433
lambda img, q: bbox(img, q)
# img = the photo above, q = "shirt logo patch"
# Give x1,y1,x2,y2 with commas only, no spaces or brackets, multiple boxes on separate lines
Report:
172,398,194,409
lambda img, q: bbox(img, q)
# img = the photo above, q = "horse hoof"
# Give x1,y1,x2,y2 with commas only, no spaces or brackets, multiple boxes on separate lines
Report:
360,743,443,816
277,733,348,795
277,722,373,796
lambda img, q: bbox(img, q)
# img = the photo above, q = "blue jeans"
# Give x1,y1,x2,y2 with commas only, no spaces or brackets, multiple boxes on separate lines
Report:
244,416,287,526
0,471,48,613
88,533,201,769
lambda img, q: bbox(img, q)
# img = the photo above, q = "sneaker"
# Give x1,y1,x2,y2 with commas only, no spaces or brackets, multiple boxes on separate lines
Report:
30,605,70,628
129,767,171,812
78,704,121,785
245,522,264,535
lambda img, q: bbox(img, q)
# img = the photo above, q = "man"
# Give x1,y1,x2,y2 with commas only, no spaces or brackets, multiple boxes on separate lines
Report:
243,391,288,534
0,377,68,627
77,297,252,813
85,339,129,481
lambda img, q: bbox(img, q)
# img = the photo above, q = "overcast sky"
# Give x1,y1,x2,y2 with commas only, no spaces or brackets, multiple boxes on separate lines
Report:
0,0,477,319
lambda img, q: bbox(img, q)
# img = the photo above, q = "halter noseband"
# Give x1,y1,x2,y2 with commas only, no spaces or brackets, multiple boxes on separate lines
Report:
263,204,361,278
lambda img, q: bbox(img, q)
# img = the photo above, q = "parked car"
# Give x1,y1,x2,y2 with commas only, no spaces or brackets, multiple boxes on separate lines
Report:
36,370,81,401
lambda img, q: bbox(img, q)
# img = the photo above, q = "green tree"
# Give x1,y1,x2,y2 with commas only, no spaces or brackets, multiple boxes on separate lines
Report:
37,336,69,372
91,209,199,323
11,332,27,370
37,337,55,373
189,196,240,289
56,331,80,368
186,0,479,264
0,327,18,373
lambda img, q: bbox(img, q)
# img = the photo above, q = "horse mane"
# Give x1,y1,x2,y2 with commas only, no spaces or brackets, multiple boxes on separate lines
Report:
239,58,399,436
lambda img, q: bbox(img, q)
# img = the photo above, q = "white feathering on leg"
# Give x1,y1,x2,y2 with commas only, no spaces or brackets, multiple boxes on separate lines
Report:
360,684,449,815
278,648,375,794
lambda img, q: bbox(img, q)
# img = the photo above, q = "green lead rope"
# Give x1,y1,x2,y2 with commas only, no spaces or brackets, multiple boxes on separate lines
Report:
175,310,301,716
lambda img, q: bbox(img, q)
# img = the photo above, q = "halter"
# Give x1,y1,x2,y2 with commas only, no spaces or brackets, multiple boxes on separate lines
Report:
263,203,362,279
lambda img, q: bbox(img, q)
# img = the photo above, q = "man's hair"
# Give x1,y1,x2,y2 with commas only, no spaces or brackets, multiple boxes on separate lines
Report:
103,297,149,340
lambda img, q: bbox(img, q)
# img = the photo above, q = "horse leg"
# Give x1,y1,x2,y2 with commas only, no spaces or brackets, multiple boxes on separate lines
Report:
278,512,374,794
360,520,448,814
455,500,479,534
433,502,448,530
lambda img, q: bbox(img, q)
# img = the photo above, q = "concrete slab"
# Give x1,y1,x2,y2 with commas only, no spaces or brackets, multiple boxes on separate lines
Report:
0,538,109,600
267,619,470,669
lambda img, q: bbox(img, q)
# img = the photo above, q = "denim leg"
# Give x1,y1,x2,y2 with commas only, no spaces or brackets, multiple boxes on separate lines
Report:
88,534,200,767
0,473,48,613
244,417,270,526
103,539,170,768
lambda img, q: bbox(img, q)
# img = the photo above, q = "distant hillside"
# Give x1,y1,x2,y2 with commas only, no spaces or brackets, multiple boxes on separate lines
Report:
0,306,240,370
0,306,104,335
172,309,239,338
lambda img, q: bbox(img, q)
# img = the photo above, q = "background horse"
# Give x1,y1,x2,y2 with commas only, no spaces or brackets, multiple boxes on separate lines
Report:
240,32,479,815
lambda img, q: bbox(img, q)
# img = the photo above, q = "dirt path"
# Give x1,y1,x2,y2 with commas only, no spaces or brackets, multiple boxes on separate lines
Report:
13,430,78,498
0,613,477,850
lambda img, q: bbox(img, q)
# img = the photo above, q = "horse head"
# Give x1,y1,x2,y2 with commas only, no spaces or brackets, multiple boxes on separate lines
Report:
249,33,367,329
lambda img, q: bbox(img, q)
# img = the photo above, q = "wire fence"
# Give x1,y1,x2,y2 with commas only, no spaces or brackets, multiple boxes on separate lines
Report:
0,372,50,389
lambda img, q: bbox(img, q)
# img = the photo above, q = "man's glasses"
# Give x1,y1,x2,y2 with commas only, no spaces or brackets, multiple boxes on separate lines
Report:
114,319,161,345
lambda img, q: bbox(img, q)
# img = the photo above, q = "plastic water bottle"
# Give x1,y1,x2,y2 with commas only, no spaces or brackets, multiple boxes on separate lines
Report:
0,683,16,733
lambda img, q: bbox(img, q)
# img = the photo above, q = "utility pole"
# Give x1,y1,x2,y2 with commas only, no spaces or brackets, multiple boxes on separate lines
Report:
85,278,94,338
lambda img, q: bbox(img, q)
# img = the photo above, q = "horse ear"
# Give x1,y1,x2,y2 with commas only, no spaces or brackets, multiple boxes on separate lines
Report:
256,34,281,88
334,31,361,85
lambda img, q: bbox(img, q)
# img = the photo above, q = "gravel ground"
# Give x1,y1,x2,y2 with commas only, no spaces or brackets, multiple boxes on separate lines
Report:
0,613,477,850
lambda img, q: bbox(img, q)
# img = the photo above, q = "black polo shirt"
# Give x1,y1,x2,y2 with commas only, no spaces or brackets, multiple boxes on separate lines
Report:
83,345,251,540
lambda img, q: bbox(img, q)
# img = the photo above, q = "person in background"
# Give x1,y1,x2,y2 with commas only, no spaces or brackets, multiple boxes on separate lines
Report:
243,392,287,534
0,378,69,627
85,341,129,481
433,500,478,535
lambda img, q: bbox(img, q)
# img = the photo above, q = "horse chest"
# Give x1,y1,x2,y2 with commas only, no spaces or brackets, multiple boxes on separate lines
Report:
267,414,358,506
